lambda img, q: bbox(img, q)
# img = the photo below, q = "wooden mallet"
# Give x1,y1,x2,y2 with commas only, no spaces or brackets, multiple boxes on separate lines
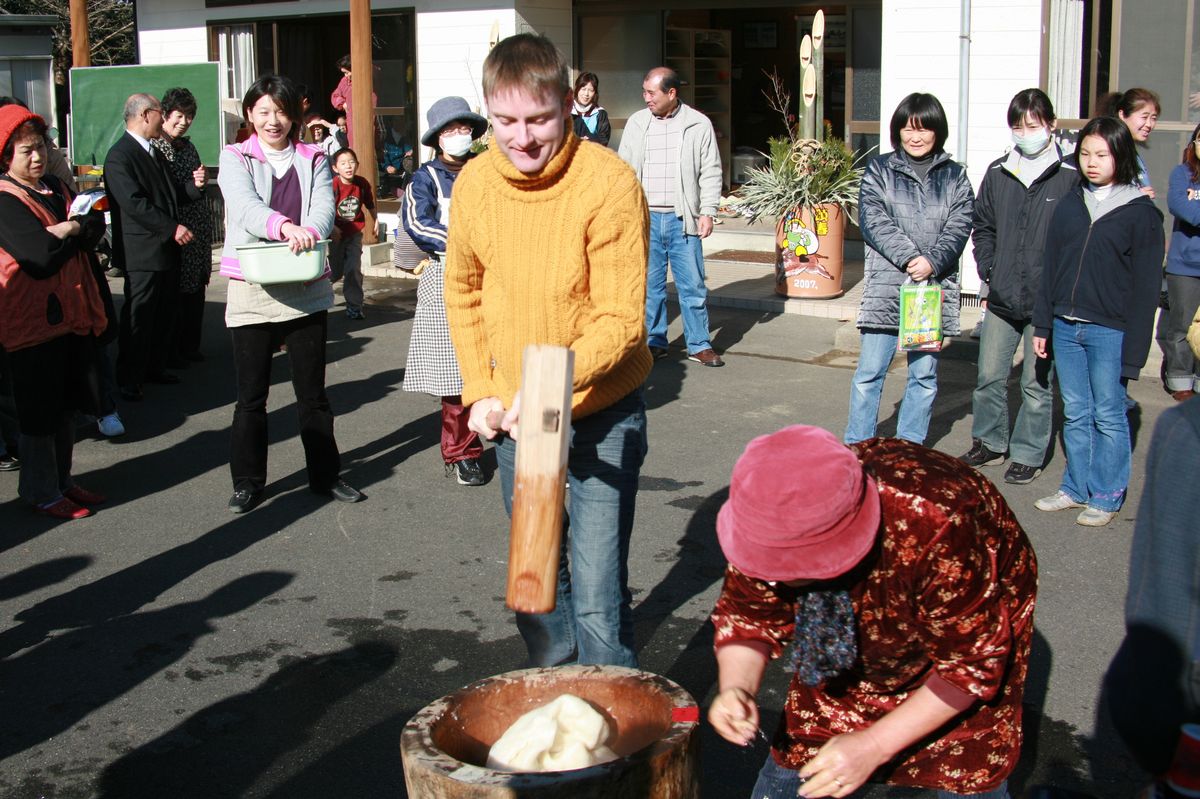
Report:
504,345,574,614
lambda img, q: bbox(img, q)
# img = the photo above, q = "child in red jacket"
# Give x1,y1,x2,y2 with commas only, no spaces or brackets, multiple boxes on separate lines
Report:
331,147,375,320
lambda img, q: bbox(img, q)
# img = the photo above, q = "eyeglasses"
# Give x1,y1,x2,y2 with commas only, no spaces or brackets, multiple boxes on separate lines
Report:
441,124,473,136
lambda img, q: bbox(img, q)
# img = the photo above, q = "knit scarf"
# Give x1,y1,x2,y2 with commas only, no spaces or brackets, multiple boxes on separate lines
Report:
790,588,858,686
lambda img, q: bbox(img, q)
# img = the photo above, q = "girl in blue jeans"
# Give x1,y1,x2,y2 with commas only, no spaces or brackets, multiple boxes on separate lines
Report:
1032,116,1165,527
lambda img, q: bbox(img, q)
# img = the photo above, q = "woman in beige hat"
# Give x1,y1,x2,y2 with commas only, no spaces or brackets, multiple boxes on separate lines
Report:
709,426,1037,798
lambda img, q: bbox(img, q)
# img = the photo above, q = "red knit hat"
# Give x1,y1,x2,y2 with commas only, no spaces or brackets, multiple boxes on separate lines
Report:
0,105,42,163
716,425,881,582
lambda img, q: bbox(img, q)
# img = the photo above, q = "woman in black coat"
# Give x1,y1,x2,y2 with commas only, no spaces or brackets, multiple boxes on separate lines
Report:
571,72,611,147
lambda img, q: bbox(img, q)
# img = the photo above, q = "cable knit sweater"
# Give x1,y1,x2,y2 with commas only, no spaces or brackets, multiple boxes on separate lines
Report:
444,131,652,419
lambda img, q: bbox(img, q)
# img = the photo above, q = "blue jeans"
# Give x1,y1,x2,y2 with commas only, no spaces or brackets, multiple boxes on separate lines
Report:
1051,318,1128,512
752,754,1010,799
496,389,648,667
971,312,1054,466
647,211,713,354
845,329,939,445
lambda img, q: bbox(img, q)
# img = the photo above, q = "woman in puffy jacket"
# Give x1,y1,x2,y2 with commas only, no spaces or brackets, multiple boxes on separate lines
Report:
844,93,974,446
1162,120,1200,401
0,105,109,519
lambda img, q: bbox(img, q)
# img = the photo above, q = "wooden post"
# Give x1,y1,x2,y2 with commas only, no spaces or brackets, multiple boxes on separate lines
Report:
812,10,825,142
69,0,90,68
506,345,574,614
349,0,378,244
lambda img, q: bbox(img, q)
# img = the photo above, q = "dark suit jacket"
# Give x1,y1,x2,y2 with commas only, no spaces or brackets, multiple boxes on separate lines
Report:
104,132,195,273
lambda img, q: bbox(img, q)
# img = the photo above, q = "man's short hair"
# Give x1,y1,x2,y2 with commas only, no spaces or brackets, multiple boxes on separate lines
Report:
646,67,681,94
123,93,160,122
482,33,569,103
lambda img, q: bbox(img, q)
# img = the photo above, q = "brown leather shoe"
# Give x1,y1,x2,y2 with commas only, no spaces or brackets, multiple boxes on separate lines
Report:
687,348,724,367
1172,389,1196,402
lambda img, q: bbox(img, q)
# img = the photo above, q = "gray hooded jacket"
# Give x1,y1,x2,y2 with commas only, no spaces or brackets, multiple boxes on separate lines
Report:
857,151,975,335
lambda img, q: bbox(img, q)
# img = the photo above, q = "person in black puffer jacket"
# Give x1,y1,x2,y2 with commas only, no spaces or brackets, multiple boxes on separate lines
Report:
845,93,974,447
1031,116,1165,528
960,89,1079,486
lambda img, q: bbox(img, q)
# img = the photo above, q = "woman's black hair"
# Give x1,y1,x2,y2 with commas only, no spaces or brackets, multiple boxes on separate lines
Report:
1097,88,1161,118
161,87,198,119
241,74,303,141
573,72,600,106
889,93,949,153
1075,116,1140,186
1007,88,1055,127
336,54,352,71
1,117,48,173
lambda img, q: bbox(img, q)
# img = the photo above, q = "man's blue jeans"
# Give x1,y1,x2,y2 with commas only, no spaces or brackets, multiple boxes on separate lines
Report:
752,755,1010,799
1052,318,1128,511
647,211,713,354
971,312,1054,467
495,389,647,667
844,329,939,445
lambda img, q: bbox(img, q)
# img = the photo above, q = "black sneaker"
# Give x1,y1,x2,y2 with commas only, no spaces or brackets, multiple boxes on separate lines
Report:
959,439,1006,468
1004,462,1042,485
0,453,19,471
454,459,486,486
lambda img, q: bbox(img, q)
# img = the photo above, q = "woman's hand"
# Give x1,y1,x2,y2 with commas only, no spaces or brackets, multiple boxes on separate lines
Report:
1033,336,1049,359
708,687,760,746
1139,186,1156,199
280,222,316,254
193,166,207,188
906,255,934,282
45,220,82,240
797,729,890,797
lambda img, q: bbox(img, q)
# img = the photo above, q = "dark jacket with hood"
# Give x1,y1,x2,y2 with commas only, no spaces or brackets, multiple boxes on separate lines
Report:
972,144,1079,321
857,150,975,336
1033,184,1166,379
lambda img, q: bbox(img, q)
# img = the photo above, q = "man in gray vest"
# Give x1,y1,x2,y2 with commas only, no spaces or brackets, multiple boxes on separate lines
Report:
619,67,724,367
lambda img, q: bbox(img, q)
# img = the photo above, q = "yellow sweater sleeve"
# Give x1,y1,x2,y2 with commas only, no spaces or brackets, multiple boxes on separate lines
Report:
572,174,650,391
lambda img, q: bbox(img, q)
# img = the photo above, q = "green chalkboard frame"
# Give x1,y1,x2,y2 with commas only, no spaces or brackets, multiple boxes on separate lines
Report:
69,63,221,167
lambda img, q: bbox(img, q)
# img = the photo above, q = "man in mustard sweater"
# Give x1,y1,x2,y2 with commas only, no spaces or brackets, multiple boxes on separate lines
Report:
443,34,652,668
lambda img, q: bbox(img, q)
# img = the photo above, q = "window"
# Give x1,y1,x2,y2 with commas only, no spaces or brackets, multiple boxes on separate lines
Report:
1042,0,1112,124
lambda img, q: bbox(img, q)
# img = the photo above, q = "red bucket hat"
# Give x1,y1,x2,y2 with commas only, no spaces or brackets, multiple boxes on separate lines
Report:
716,425,881,582
0,105,42,160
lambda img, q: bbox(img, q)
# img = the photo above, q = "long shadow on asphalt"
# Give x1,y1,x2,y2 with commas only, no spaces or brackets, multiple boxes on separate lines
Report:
0,410,440,663
93,628,526,798
0,571,293,764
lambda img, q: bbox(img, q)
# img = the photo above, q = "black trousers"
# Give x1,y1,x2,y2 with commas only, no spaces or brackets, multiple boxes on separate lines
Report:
229,311,340,493
176,289,206,358
117,268,179,387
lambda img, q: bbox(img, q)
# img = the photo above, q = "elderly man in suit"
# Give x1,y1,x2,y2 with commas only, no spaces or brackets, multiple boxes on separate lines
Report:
105,93,199,401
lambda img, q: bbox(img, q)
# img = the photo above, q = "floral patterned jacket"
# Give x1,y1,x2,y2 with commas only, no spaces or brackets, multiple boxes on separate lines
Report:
711,438,1038,793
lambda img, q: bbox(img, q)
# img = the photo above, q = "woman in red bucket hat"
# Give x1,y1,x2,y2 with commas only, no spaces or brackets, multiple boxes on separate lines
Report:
708,426,1038,799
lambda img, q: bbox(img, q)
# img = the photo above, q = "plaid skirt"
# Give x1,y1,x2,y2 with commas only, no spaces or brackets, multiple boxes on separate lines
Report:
402,259,464,397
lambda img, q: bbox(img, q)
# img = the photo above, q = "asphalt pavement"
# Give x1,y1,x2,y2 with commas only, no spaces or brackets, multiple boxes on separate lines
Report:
0,273,1175,798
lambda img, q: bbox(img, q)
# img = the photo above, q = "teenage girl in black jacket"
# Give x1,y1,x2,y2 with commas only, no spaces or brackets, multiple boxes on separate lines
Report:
1031,116,1165,527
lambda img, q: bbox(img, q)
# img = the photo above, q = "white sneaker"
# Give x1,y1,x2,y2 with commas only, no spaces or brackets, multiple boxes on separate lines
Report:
1076,507,1118,527
1034,491,1084,512
98,412,125,437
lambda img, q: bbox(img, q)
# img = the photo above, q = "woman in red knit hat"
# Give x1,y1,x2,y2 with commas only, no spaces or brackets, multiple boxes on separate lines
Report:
709,426,1038,799
0,105,110,519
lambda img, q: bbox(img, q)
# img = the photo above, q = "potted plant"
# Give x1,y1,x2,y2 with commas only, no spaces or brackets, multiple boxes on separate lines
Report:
733,46,867,299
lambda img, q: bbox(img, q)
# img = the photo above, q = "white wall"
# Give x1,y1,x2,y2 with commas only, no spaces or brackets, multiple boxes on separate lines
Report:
881,0,1042,293
138,27,208,65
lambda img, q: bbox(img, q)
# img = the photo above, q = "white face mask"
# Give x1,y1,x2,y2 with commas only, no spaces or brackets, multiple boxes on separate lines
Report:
441,133,473,157
1012,127,1050,156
